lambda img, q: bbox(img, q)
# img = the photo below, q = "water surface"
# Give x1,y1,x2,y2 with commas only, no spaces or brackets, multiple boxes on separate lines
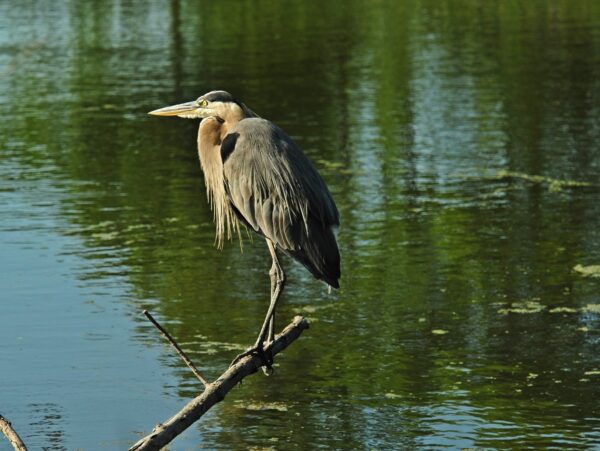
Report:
1,1,600,449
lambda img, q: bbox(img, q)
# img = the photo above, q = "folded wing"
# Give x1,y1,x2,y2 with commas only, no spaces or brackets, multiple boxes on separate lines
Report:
222,118,341,288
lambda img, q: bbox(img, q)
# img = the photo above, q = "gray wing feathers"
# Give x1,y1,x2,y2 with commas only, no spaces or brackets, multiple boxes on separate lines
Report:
222,118,340,286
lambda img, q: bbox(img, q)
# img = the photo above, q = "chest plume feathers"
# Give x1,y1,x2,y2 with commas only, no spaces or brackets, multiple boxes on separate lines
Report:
198,118,241,247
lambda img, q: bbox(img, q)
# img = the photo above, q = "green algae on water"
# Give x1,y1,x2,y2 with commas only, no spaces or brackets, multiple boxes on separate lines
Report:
432,329,449,335
583,304,600,313
549,307,578,314
494,170,593,192
573,264,600,278
498,300,546,314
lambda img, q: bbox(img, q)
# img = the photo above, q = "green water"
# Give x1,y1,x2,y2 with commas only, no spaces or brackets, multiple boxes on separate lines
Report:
1,1,600,449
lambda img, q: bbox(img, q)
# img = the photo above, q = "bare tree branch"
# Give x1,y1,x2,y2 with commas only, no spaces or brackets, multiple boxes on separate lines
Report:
0,414,27,451
143,310,210,388
129,315,309,451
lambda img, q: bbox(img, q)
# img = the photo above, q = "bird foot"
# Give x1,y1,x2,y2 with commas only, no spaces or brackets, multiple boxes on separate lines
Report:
230,343,274,373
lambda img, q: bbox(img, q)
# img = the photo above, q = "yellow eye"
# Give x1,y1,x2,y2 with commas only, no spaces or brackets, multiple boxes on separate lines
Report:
199,99,208,107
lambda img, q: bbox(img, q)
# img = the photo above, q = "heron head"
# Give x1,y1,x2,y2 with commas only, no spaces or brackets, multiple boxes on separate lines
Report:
149,90,256,121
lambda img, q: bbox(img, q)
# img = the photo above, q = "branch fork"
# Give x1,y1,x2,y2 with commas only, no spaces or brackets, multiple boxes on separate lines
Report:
131,313,309,451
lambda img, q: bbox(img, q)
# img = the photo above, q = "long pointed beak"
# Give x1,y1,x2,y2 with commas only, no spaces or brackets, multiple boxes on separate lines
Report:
148,101,198,117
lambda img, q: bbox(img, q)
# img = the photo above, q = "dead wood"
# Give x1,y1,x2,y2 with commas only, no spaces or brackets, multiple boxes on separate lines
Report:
143,310,210,387
129,315,309,451
0,414,27,451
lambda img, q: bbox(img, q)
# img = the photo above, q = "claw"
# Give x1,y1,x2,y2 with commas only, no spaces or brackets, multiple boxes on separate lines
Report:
230,343,273,371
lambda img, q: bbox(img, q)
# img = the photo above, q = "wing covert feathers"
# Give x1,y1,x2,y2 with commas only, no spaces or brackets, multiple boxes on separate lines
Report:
222,118,340,287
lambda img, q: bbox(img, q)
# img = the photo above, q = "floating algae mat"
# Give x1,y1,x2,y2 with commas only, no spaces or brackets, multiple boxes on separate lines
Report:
549,307,578,313
493,170,593,192
498,301,600,315
583,304,600,313
573,264,600,278
234,401,289,412
497,300,546,314
431,329,449,335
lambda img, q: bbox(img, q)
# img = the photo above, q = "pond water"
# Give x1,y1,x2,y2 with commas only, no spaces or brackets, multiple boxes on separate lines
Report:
1,1,600,449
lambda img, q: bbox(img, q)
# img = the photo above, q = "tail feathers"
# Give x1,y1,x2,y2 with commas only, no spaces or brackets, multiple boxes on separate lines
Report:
287,220,340,289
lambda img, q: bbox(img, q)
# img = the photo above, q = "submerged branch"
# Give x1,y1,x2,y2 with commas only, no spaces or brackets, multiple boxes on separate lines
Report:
130,315,309,451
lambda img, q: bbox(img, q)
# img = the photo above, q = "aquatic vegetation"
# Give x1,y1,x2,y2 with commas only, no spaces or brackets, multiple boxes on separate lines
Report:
497,300,546,314
431,329,449,335
498,301,600,316
548,307,578,313
494,170,593,192
234,401,289,412
573,264,600,278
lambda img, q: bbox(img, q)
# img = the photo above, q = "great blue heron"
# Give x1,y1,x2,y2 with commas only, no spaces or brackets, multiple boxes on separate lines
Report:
149,90,340,367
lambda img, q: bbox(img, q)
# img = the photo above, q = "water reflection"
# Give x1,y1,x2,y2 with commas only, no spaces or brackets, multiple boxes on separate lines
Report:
1,0,600,449
28,403,67,451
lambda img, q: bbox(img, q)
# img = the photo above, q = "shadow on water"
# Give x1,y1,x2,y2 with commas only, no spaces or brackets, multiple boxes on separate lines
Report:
1,0,600,449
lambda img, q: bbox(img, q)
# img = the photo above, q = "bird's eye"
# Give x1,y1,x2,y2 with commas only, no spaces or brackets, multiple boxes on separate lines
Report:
198,99,209,107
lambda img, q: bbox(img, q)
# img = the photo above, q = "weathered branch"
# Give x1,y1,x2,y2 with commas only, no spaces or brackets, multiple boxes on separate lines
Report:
130,315,309,451
0,414,27,451
143,310,210,387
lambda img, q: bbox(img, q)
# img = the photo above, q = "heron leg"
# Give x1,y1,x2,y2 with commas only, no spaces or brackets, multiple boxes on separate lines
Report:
266,241,283,344
230,240,285,370
254,240,285,347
